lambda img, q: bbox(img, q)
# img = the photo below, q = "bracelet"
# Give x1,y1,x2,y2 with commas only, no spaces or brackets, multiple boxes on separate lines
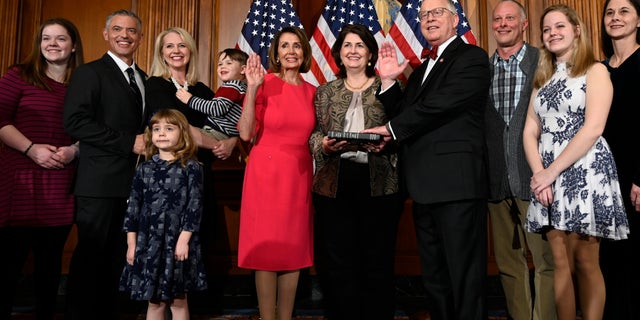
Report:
23,142,34,155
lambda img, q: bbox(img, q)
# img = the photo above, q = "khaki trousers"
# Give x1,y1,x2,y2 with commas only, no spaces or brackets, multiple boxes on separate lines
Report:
488,198,556,320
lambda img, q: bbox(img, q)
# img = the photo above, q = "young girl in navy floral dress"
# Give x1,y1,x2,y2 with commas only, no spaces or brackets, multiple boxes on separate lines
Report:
120,108,206,319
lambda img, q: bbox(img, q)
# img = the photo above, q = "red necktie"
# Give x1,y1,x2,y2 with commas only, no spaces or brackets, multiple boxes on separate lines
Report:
421,45,439,60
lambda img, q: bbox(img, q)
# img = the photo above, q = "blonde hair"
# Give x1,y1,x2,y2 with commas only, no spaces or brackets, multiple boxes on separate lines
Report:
145,109,198,167
149,27,199,85
534,4,596,88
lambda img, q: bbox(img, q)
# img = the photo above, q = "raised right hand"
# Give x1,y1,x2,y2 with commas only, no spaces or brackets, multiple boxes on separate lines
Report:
246,53,265,88
378,42,409,83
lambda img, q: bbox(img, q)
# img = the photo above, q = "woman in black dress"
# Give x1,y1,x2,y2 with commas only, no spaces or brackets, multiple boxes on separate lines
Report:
144,27,239,300
600,1,640,319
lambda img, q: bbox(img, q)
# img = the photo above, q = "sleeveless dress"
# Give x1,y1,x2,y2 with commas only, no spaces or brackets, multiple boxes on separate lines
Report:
238,73,316,271
525,62,629,240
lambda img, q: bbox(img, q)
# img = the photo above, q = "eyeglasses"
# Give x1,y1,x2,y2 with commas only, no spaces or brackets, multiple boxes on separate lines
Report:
418,7,453,21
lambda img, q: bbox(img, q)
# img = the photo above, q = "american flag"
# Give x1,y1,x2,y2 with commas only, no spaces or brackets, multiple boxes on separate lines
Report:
386,0,477,82
236,0,305,71
453,0,477,45
303,0,386,87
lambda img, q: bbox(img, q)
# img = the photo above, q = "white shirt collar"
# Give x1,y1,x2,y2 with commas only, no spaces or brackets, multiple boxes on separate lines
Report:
432,35,457,59
107,51,137,73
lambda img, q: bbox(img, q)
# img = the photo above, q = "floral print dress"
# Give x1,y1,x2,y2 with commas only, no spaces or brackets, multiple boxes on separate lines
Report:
119,155,207,300
525,62,629,240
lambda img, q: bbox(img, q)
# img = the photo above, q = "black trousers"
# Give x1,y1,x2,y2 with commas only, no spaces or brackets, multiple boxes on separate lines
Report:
0,225,71,320
65,196,130,320
313,160,404,320
601,205,640,320
413,199,487,320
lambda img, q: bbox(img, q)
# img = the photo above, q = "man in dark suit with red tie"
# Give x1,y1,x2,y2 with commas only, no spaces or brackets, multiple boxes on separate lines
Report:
363,0,490,319
63,9,147,319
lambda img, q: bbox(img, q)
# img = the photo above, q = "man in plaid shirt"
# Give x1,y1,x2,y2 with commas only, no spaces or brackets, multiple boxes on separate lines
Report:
485,1,556,320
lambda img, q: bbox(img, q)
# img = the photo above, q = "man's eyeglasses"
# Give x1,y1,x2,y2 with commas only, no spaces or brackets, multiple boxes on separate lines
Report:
418,7,454,21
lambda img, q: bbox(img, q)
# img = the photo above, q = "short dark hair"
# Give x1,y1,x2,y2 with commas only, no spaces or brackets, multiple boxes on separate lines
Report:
105,9,142,31
219,48,249,65
267,26,312,73
331,24,379,78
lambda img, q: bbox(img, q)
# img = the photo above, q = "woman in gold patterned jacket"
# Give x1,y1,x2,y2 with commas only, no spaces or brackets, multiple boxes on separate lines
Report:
308,23,405,320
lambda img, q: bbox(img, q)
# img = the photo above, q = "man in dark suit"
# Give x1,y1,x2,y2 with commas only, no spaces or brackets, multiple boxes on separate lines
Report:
63,9,146,319
363,0,490,319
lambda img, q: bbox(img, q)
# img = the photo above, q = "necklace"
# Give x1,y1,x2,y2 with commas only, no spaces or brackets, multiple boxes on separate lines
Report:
170,77,189,90
345,77,370,90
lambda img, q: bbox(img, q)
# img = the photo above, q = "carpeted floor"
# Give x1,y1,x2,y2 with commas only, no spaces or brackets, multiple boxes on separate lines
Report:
11,275,515,319
11,312,514,320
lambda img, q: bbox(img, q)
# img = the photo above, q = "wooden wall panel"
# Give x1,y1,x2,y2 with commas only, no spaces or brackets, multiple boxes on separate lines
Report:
0,0,21,75
215,0,251,88
40,0,133,63
0,0,44,73
135,0,199,73
528,0,545,51
543,0,607,59
18,0,43,64
197,0,216,87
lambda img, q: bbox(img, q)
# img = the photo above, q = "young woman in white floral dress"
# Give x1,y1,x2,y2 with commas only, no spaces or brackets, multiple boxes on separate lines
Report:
523,4,630,320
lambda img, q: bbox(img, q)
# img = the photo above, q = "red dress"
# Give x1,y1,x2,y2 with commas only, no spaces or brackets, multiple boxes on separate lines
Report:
238,73,316,271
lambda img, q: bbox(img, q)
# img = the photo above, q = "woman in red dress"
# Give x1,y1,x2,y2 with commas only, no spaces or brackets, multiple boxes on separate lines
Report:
237,26,316,320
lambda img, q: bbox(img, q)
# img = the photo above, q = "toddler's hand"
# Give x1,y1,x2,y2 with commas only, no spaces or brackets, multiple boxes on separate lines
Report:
176,88,192,104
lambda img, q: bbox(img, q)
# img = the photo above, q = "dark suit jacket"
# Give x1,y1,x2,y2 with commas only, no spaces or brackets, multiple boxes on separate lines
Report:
485,44,539,201
378,37,490,204
63,53,148,198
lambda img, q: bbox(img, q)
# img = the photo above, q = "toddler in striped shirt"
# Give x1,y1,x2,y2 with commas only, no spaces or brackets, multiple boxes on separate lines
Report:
176,48,248,140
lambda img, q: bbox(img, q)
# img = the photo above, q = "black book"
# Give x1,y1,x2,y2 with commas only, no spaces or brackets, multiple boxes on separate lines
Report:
327,130,382,144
